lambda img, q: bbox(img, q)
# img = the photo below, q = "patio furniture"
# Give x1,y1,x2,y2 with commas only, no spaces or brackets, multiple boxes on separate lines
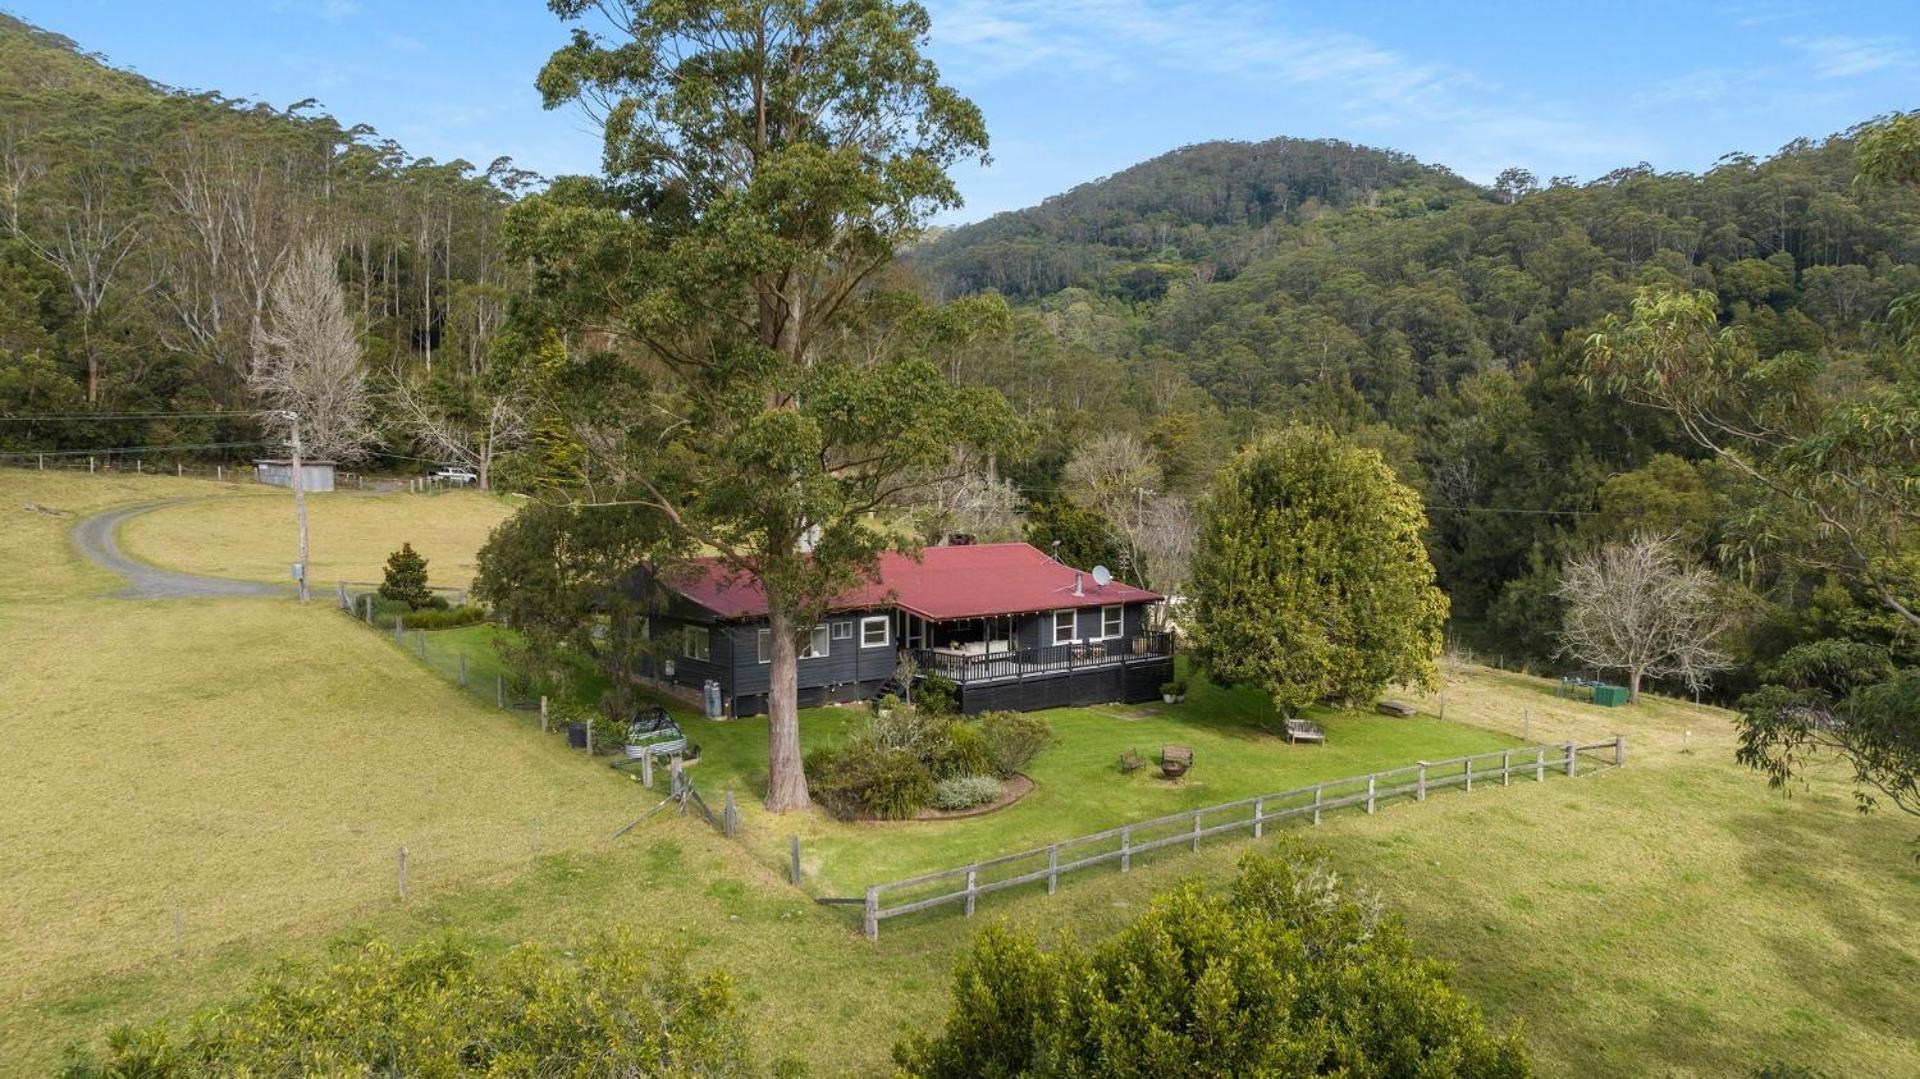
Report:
1283,718,1326,745
1159,744,1193,780
1119,747,1145,773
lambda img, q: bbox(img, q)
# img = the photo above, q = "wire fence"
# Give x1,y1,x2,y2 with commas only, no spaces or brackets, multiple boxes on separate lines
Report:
844,736,1627,939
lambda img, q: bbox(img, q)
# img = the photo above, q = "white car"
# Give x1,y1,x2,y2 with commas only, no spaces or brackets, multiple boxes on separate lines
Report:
431,465,477,486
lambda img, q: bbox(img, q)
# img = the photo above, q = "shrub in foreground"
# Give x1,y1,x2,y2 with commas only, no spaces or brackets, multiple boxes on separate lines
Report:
63,932,757,1077
895,848,1530,1078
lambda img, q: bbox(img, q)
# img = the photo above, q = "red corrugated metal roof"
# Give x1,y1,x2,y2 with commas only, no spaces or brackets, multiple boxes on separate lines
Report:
661,543,1161,621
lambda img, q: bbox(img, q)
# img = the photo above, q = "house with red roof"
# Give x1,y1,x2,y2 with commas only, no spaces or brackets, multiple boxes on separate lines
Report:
635,542,1172,716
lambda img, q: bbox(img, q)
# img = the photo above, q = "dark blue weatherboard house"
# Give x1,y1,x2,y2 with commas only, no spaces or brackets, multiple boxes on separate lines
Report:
634,543,1173,716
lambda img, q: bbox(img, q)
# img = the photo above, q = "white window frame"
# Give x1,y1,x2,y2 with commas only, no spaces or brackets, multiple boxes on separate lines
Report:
1052,608,1078,646
860,615,891,649
684,626,711,662
800,624,830,660
1101,604,1123,640
756,627,771,664
830,620,854,641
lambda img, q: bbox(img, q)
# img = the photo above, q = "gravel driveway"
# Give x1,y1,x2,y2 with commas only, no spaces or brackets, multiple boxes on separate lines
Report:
72,500,288,600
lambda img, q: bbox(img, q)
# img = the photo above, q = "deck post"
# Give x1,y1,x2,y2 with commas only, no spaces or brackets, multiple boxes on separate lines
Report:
1191,811,1201,852
1564,742,1577,777
1313,784,1323,824
1615,734,1625,766
1535,747,1546,781
1417,763,1427,801
1047,845,1059,894
964,867,978,916
1120,826,1132,871
863,885,879,941
1253,796,1264,839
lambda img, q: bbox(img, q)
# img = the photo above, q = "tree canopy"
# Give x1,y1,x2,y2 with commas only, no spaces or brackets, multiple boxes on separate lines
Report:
1189,426,1447,716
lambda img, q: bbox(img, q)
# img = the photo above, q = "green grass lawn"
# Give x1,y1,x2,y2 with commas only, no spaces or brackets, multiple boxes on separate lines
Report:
7,468,1917,1078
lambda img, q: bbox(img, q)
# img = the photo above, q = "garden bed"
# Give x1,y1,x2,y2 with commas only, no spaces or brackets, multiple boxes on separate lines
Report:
910,773,1034,821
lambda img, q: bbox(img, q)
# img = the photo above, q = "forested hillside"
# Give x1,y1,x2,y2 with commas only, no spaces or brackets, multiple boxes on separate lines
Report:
921,126,1920,690
0,14,528,464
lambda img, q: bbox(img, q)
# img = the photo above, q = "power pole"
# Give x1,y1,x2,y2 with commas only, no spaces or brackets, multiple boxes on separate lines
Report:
289,411,311,603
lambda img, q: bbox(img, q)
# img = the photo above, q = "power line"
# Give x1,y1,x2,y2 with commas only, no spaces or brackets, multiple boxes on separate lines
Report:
0,440,275,459
0,411,262,423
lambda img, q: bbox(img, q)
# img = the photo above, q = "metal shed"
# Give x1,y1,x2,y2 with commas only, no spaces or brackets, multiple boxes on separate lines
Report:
253,458,336,492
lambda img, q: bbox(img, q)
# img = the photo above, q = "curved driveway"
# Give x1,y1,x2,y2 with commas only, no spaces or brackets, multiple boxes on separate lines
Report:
72,500,288,600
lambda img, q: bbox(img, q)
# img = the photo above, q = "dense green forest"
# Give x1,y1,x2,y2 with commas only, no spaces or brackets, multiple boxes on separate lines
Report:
1,11,1914,707
915,128,1920,696
0,14,528,467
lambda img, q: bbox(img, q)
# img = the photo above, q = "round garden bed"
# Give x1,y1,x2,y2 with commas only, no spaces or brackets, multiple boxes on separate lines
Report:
910,773,1035,821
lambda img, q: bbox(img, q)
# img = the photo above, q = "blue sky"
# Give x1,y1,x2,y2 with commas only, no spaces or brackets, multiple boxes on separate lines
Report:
9,1,1917,222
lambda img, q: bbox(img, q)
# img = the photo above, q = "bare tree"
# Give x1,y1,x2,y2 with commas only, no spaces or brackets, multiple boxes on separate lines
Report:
913,452,1023,545
1135,493,1198,602
388,370,528,492
1557,533,1733,701
250,238,373,461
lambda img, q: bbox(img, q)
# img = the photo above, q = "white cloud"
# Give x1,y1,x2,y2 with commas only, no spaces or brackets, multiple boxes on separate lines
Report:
1786,34,1913,79
927,0,1646,184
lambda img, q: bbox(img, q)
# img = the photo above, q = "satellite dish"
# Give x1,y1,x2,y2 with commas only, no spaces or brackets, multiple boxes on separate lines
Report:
1091,565,1114,588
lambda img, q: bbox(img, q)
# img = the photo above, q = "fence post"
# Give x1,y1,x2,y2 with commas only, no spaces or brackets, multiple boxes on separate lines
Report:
790,835,802,886
1536,747,1546,781
396,846,408,899
539,695,549,733
587,722,594,756
89,455,95,474
176,462,182,477
1313,783,1323,824
37,453,43,470
1191,810,1202,852
1366,774,1376,814
496,673,504,709
1417,763,1427,801
363,595,373,624
964,867,978,916
336,581,348,609
1121,826,1132,871
1253,796,1264,839
1502,750,1512,786
1465,757,1474,793
723,789,738,837
1564,742,1577,777
1522,708,1531,741
216,465,223,481
394,615,404,641
641,750,653,787
417,630,427,659
1047,844,1060,894
459,654,468,687
863,885,879,941
1615,734,1625,766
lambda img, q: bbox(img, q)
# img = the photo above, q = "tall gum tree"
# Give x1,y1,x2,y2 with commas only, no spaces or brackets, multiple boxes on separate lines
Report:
513,0,1019,811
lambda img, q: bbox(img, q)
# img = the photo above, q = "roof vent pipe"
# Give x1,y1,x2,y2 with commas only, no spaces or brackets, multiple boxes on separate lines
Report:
1073,573,1084,597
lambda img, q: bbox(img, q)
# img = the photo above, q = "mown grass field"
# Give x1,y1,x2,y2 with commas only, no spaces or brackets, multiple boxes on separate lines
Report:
119,485,517,589
5,468,1916,1077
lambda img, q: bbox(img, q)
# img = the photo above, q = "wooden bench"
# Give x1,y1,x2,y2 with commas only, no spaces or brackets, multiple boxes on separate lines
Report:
1283,719,1326,745
1159,744,1193,780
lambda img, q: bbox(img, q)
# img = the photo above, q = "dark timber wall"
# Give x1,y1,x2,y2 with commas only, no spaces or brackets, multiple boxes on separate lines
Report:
954,657,1171,714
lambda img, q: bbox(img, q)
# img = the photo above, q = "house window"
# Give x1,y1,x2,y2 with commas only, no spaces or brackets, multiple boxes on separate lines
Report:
1101,604,1123,640
757,628,771,664
684,626,711,661
1052,609,1078,646
831,620,853,641
800,624,830,660
861,615,890,648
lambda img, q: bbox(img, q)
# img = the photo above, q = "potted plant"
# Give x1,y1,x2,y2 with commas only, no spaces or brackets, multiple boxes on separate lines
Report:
1161,679,1187,704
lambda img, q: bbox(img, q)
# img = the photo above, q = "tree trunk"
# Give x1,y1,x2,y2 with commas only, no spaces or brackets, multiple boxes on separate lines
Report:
1628,667,1643,703
477,434,491,492
764,605,811,811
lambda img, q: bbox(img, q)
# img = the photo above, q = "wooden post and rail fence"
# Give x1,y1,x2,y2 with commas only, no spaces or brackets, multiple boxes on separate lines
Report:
844,736,1626,940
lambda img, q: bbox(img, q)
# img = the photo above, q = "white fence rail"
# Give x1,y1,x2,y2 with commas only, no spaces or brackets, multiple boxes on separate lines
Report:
853,736,1626,939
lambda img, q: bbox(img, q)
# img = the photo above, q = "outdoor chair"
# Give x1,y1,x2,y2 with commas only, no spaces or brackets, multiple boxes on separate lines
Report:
1119,747,1145,773
1159,744,1193,780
